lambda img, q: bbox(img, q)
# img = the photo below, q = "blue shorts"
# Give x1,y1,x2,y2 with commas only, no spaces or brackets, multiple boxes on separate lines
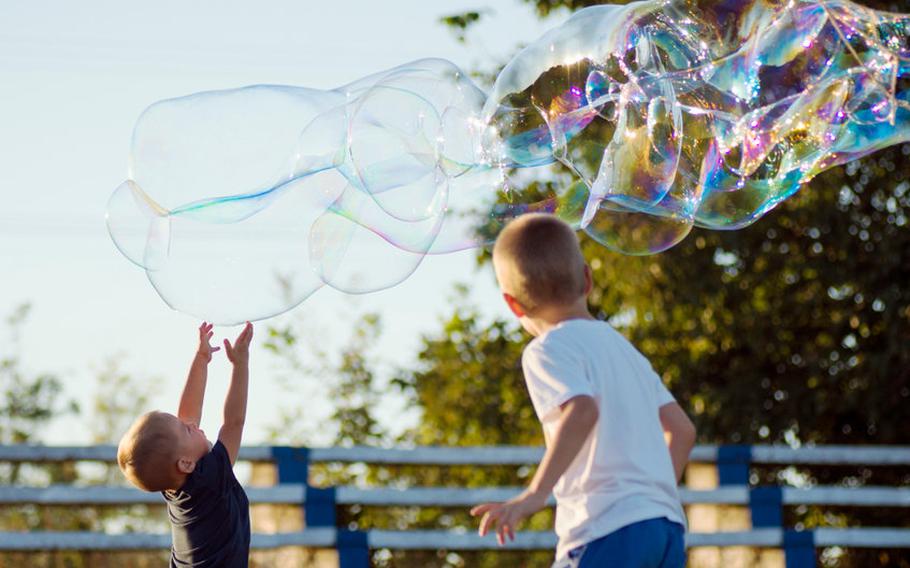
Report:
555,517,686,568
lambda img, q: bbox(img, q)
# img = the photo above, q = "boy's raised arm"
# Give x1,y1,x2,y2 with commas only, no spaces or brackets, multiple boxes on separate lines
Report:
218,322,253,465
177,322,220,426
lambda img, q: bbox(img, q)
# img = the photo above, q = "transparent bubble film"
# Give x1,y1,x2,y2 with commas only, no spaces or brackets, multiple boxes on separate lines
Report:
108,1,910,323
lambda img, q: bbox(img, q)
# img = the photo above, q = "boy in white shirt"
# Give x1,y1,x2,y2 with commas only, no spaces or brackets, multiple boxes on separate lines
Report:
471,213,695,567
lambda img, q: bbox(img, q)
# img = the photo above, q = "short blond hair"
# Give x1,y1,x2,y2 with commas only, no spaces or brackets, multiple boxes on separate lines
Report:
492,213,586,311
117,411,180,492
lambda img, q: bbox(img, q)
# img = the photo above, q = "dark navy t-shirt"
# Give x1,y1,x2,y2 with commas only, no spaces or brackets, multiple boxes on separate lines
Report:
163,440,250,567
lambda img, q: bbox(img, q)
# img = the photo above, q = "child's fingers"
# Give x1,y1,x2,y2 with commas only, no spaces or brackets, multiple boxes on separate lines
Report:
478,507,502,537
479,513,493,537
497,524,508,546
470,503,494,517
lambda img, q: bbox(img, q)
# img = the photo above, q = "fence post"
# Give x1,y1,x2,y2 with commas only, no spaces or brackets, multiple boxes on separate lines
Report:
717,445,752,486
272,447,339,526
272,447,352,567
749,486,783,527
783,530,816,568
304,487,337,528
272,446,310,484
337,530,369,568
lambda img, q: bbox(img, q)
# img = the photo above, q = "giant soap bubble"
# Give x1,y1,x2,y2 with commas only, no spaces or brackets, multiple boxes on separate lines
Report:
108,60,493,323
108,0,910,323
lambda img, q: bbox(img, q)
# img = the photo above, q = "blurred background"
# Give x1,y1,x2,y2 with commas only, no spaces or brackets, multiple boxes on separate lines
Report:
1,0,908,566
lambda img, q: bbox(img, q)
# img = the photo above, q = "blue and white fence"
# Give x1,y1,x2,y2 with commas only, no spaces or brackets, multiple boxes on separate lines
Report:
0,444,908,567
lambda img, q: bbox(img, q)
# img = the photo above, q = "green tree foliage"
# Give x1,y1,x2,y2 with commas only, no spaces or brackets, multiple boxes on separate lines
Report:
0,306,170,567
263,312,386,448
0,304,78,552
399,287,536,448
439,11,483,43
0,305,73,459
89,357,156,445
331,314,386,447
261,318,322,445
0,304,76,492
519,0,598,17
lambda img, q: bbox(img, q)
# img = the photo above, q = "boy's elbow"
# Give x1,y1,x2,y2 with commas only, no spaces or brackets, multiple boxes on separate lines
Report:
679,417,697,447
661,404,697,445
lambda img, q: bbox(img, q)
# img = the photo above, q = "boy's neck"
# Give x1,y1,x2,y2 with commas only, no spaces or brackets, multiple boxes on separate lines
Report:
525,300,595,337
166,471,189,492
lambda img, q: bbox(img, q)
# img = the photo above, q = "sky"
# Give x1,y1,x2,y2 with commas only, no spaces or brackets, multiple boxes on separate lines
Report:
0,0,563,445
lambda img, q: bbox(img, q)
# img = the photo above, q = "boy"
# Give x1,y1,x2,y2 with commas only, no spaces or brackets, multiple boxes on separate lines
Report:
118,322,254,568
471,214,696,567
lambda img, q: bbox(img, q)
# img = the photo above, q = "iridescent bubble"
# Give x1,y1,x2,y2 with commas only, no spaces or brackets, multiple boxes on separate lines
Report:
108,0,910,321
108,59,488,323
483,0,910,253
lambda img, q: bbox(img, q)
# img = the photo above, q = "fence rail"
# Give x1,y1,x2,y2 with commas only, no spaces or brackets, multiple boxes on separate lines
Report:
3,443,910,466
1,484,908,508
1,444,908,566
0,528,907,552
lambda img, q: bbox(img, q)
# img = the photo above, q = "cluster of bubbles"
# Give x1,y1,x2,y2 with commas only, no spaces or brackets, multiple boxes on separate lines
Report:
108,0,910,323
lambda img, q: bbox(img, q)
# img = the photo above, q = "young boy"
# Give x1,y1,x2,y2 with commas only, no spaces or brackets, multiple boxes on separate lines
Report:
118,322,254,567
471,214,696,567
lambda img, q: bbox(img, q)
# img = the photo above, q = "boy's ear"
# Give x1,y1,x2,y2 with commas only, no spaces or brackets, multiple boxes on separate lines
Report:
177,457,196,475
583,264,593,296
502,293,527,318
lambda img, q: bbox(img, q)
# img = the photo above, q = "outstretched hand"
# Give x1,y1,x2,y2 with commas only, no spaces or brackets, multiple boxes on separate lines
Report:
470,489,548,546
223,322,253,365
196,322,221,362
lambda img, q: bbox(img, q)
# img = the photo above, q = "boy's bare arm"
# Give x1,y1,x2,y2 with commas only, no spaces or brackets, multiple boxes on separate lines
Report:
218,323,253,465
659,402,697,482
177,323,220,426
471,395,599,545
526,395,599,498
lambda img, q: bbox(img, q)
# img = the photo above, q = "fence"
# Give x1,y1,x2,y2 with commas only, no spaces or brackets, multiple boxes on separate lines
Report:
0,444,908,566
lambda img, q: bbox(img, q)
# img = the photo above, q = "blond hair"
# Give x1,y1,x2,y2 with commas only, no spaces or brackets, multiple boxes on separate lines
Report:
492,213,586,311
117,411,180,492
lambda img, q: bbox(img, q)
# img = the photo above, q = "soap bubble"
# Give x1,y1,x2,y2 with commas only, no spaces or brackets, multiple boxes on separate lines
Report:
108,59,489,323
109,0,910,322
482,0,910,253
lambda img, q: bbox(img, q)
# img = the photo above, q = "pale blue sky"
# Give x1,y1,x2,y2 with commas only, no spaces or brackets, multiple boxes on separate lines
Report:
0,0,562,444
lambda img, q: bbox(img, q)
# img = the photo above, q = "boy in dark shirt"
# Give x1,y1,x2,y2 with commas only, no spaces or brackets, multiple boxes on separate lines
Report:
118,322,253,567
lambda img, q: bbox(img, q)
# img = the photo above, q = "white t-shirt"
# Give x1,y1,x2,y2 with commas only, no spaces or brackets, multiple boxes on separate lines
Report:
521,319,686,560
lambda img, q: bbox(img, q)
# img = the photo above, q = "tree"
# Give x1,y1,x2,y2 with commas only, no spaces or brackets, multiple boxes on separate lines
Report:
0,305,74,462
399,287,536,448
331,314,386,448
0,304,76,488
0,306,171,567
